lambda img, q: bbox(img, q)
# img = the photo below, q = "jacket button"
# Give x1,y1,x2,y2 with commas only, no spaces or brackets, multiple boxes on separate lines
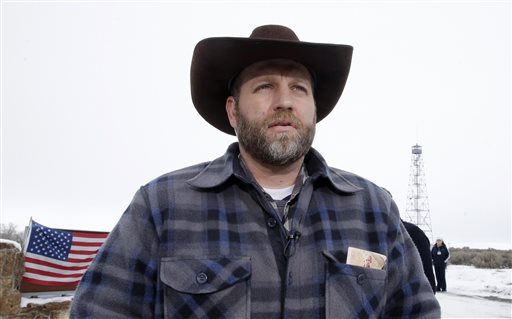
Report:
356,273,367,285
196,272,208,284
267,217,277,228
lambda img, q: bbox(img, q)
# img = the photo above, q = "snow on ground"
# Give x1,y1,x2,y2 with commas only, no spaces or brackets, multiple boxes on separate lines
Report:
21,295,73,308
437,265,512,318
438,293,511,319
446,265,511,301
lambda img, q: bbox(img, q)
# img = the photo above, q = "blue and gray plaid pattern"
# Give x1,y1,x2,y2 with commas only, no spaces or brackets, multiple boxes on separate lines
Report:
70,143,440,318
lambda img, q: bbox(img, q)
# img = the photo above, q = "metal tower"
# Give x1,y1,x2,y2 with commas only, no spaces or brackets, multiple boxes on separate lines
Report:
404,144,434,241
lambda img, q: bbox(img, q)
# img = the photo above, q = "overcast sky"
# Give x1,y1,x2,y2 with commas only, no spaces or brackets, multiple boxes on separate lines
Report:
1,0,510,249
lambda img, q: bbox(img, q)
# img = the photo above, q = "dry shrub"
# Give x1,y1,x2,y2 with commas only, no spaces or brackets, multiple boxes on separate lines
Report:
450,247,512,269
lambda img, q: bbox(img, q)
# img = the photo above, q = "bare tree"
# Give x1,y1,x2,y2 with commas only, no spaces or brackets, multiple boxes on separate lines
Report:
0,222,25,245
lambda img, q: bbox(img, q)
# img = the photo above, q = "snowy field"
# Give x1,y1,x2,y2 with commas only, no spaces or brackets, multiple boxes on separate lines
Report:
437,265,512,318
20,265,512,318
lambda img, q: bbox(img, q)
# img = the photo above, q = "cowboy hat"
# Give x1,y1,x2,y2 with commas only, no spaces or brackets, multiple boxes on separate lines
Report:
190,24,353,135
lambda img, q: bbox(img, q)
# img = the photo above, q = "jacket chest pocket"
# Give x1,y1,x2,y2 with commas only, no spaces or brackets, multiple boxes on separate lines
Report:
323,250,386,319
160,256,252,319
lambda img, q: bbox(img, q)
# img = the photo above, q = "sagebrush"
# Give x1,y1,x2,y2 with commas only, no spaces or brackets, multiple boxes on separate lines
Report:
449,247,512,269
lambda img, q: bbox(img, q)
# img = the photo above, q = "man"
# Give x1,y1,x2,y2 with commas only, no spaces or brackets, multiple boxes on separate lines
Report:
402,220,437,293
70,25,440,318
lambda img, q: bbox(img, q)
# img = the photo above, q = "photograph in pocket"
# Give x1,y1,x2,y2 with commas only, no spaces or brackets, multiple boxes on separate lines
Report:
346,247,387,270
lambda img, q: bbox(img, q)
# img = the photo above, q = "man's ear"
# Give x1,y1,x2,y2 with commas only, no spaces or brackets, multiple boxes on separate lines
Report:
226,96,237,129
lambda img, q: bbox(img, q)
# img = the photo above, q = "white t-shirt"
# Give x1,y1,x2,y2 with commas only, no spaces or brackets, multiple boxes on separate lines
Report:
262,185,294,201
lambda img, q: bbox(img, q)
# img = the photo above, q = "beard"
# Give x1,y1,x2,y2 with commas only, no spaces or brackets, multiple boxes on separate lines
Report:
234,107,316,167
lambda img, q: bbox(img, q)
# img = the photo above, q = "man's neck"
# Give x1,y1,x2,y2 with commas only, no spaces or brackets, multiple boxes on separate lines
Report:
239,148,304,189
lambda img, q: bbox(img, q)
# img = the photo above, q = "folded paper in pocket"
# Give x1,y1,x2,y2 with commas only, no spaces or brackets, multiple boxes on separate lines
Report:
346,247,387,270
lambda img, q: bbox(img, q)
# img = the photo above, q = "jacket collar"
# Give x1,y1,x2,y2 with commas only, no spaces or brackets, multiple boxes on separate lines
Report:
303,147,363,194
187,142,362,194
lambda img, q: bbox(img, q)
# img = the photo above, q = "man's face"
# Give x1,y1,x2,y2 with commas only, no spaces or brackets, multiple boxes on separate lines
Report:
226,59,317,166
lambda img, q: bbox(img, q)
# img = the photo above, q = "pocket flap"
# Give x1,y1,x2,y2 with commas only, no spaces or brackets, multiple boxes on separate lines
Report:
160,256,251,294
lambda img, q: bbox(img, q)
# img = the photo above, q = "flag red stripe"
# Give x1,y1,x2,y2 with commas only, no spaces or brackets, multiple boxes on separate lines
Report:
25,267,83,278
22,276,81,286
25,256,90,271
71,241,104,247
67,257,95,263
72,231,109,239
69,249,99,255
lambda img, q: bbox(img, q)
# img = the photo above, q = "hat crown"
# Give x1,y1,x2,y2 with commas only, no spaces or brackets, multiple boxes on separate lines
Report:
249,25,300,41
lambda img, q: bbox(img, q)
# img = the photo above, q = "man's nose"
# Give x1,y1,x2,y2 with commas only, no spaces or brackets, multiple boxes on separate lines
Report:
273,87,294,111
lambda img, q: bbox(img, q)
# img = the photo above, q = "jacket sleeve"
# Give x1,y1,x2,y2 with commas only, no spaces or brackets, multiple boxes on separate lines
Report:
70,187,161,318
384,200,441,318
444,246,451,263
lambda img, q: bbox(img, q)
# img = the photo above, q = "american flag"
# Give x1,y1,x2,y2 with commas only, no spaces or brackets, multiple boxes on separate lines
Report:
22,220,109,287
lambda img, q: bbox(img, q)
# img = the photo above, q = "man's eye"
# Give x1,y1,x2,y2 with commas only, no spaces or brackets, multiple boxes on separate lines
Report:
254,84,273,92
292,85,308,93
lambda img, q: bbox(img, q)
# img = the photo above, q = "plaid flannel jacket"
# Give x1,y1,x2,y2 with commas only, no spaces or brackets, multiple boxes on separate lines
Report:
70,143,441,319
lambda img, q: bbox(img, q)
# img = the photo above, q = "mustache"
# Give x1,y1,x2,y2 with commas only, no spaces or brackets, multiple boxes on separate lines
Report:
264,111,303,128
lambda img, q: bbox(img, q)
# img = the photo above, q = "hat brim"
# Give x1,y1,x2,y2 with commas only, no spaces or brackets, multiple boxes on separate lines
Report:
191,37,353,135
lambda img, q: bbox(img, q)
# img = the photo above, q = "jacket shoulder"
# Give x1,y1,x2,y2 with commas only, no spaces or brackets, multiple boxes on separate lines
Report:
144,162,212,188
329,168,392,198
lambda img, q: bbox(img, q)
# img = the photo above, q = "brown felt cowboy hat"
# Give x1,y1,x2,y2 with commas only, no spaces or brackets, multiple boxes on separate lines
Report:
190,24,353,135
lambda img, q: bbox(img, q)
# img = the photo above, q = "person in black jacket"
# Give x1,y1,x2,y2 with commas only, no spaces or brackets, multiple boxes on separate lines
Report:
402,221,437,293
381,188,437,293
431,238,450,292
